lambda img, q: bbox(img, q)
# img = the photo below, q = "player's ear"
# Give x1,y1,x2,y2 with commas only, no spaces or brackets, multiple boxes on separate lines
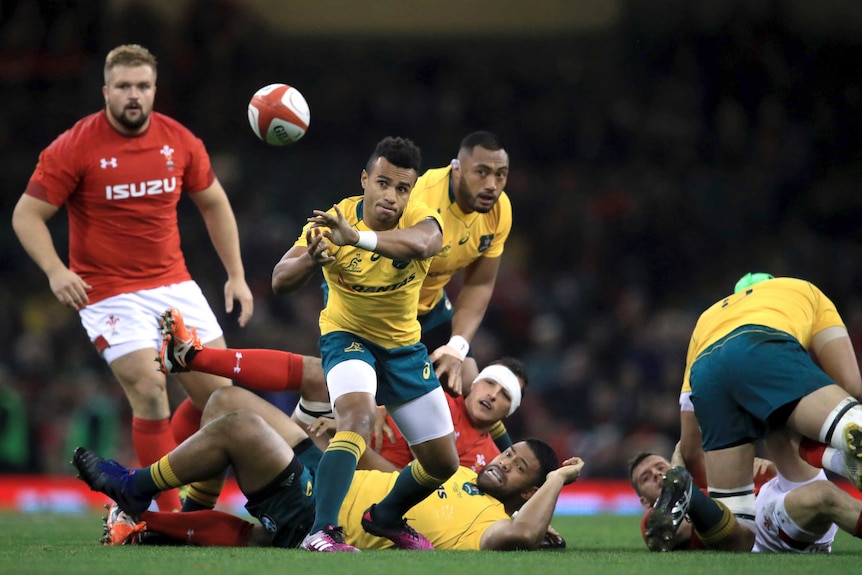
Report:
360,169,368,190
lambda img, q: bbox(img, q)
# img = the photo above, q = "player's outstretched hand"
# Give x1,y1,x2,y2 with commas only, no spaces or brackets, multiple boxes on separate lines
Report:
306,227,335,265
308,204,359,248
550,457,584,485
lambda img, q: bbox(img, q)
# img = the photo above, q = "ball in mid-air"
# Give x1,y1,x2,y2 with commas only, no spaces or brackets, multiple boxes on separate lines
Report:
247,83,310,145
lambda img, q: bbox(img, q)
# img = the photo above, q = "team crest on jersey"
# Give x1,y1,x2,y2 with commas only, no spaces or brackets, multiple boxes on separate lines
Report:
461,482,482,496
160,145,175,170
474,454,486,471
344,342,365,353
106,315,120,335
477,234,494,252
259,514,277,533
344,255,363,272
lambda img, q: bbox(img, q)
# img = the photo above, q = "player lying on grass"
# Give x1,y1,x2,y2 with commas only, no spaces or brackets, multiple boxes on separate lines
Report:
157,306,521,472
628,444,775,552
73,385,582,550
631,447,862,553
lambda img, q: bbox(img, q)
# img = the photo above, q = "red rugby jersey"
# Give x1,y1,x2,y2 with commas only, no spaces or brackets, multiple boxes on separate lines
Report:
25,111,215,304
378,394,500,471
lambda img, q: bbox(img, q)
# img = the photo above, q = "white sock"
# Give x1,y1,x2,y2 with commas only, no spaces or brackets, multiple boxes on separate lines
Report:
818,398,862,449
293,399,333,426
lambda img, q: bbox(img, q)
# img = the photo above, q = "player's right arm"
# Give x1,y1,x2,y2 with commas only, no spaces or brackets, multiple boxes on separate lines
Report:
479,457,584,550
12,194,91,309
271,242,323,295
311,204,442,261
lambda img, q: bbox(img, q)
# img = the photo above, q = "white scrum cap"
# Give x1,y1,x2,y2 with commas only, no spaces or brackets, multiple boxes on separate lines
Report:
472,364,522,416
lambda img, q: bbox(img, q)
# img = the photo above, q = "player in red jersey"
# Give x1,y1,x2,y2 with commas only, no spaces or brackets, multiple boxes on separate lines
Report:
375,357,524,471
630,449,862,553
11,44,254,511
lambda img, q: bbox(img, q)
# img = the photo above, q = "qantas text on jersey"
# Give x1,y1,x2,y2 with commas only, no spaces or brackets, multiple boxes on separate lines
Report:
105,177,178,200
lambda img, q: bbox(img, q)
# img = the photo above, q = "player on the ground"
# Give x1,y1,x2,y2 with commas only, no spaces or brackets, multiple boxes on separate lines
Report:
11,44,253,511
630,451,862,553
73,385,581,551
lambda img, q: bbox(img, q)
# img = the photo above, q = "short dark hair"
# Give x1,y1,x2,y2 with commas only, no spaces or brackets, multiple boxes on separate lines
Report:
489,356,529,395
627,452,658,493
524,437,559,487
366,136,422,174
459,131,505,153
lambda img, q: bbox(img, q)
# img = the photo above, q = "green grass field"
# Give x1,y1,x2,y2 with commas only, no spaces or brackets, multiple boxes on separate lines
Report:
1,512,859,575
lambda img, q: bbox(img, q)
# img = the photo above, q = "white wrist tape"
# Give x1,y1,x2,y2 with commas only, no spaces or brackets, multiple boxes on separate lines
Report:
447,335,470,361
355,231,378,251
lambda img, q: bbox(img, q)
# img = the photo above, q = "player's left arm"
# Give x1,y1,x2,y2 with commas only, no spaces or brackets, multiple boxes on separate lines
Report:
679,409,707,488
812,326,862,400
430,255,501,395
189,178,254,327
479,457,584,550
310,204,442,261
451,255,500,344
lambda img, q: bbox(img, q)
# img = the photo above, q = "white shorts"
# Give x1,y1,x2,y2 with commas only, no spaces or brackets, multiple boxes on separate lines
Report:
752,472,836,553
79,281,223,364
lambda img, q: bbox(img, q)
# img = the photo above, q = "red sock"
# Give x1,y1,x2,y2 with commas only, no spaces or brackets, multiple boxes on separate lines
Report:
140,509,254,546
192,348,304,392
171,398,202,444
798,437,827,468
131,417,183,512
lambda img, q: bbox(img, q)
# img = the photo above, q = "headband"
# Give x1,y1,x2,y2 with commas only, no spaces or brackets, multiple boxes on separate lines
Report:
472,364,522,417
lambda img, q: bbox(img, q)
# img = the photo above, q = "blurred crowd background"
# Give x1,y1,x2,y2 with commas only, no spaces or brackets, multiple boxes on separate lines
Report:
2,0,862,478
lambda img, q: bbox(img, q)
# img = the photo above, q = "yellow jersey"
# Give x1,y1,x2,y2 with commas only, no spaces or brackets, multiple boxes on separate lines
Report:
295,195,443,348
411,166,513,315
681,277,844,393
339,466,509,550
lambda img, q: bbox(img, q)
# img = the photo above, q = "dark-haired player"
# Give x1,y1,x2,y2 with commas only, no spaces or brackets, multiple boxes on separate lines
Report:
271,136,458,552
74,385,582,551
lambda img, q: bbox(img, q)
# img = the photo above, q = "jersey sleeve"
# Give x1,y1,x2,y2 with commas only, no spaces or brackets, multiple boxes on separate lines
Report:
811,283,846,334
181,131,215,193
24,132,81,206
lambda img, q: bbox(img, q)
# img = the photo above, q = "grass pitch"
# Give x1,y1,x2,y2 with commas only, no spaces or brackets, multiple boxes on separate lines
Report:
1,512,859,575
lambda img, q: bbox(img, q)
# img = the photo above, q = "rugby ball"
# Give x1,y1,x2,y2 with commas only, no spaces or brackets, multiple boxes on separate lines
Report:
247,83,310,145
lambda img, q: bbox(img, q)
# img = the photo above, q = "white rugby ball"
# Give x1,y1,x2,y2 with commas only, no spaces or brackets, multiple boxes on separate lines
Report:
247,83,310,145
